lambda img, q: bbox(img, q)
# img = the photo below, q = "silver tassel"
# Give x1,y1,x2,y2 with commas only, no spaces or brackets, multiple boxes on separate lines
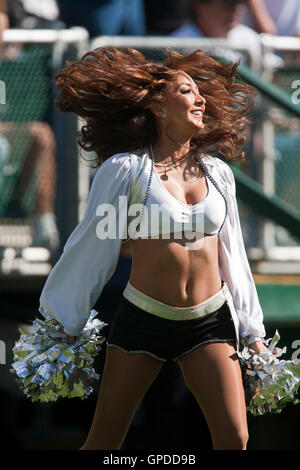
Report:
238,330,300,416
10,310,107,402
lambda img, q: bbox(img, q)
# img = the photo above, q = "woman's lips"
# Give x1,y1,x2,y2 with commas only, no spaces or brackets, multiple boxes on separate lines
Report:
191,110,203,116
190,107,205,117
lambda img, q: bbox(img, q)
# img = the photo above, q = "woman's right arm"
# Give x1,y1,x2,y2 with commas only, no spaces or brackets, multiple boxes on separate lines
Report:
39,153,131,337
217,159,266,347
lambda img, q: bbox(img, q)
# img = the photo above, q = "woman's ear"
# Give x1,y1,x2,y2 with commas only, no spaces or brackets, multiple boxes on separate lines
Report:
149,102,167,120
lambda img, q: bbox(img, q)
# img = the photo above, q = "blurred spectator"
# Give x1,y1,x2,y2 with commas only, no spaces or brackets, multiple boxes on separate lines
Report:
170,0,262,66
1,0,62,58
0,0,9,41
7,0,60,29
0,0,60,251
170,0,247,37
242,0,300,37
0,122,59,251
144,0,189,35
56,0,146,38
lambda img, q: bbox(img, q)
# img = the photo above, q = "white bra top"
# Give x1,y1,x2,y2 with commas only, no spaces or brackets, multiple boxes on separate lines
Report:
131,165,226,239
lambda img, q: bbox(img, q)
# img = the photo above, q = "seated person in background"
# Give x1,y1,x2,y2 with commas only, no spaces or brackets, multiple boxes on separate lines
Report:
144,0,189,36
0,122,59,251
170,0,262,67
0,0,60,251
56,0,146,38
5,0,60,30
0,0,62,59
242,0,300,37
0,0,9,41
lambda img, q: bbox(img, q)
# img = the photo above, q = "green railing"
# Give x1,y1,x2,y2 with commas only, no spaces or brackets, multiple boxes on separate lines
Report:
229,62,300,241
231,163,300,239
238,63,300,118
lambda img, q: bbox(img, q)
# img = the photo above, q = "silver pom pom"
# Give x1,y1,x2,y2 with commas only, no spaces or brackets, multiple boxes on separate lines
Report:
238,330,300,416
10,310,107,402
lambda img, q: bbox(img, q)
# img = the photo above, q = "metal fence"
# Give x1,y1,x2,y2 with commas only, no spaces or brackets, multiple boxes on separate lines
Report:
252,34,300,269
0,28,89,280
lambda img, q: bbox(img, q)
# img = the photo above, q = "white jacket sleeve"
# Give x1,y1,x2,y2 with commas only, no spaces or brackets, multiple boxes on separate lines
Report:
217,161,266,346
39,153,131,336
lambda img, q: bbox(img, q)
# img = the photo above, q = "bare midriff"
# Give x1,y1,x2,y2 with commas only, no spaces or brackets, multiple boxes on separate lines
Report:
125,233,222,307
123,156,223,307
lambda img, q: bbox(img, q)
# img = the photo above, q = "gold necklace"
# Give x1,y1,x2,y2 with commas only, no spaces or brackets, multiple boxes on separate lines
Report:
154,154,204,183
154,158,182,180
153,151,191,179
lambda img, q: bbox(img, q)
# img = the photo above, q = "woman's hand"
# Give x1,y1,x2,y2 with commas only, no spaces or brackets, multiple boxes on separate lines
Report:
248,340,268,355
57,325,76,345
65,333,76,345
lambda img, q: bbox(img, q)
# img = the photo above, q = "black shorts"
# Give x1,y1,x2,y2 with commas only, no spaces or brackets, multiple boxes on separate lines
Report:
106,295,237,363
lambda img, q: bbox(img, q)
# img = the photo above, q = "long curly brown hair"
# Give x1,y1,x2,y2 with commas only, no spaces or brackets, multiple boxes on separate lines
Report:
55,47,255,166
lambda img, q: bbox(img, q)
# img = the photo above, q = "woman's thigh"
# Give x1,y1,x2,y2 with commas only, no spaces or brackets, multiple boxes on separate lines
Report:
99,345,164,407
176,342,248,450
82,346,164,449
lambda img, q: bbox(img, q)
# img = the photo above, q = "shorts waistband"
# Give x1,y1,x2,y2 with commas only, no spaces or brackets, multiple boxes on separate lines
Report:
122,280,233,320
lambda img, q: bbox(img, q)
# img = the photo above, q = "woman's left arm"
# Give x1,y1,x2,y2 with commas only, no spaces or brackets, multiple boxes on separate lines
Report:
217,160,266,348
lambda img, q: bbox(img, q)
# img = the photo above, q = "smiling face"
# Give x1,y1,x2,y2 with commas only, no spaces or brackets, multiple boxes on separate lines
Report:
161,71,206,135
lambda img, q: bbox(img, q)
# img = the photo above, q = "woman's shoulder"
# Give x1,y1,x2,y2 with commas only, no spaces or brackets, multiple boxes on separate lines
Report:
99,151,132,169
201,154,234,183
91,147,151,187
88,152,132,195
98,147,148,169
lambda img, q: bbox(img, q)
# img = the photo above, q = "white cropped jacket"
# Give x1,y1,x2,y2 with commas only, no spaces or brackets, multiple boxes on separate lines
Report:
39,147,266,347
